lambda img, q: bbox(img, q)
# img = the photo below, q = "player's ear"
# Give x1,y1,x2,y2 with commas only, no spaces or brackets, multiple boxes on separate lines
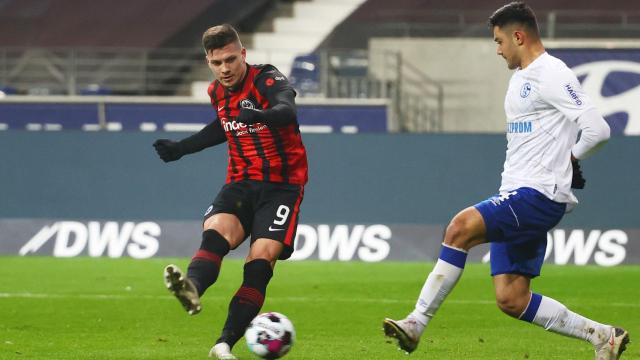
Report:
513,30,525,46
241,47,246,61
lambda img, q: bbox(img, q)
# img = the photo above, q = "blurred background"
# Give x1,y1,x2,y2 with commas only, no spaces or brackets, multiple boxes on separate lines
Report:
0,0,639,264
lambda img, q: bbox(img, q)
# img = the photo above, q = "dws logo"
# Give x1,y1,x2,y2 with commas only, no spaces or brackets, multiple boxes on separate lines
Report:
290,224,391,262
571,60,640,135
543,229,627,266
483,229,628,266
20,221,160,258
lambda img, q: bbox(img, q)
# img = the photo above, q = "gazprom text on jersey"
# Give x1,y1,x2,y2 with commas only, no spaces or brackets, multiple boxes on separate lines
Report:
507,121,532,133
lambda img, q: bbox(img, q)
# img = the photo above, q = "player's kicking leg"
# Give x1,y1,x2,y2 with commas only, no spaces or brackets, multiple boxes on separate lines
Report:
163,228,232,316
383,207,485,353
164,213,237,315
382,243,469,353
164,264,202,315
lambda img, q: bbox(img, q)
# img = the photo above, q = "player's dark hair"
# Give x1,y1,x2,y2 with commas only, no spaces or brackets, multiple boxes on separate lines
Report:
488,1,539,37
202,24,241,52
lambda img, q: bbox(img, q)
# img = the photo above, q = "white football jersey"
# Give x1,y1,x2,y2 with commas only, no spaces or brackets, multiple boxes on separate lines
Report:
500,52,595,207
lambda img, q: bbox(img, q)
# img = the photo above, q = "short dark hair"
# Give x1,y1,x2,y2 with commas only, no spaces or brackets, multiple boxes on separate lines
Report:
488,2,539,36
202,24,241,52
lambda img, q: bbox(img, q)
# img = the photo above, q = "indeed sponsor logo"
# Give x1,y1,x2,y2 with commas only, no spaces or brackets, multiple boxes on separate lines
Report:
507,121,532,133
291,224,391,262
564,84,583,105
223,119,247,132
20,221,160,259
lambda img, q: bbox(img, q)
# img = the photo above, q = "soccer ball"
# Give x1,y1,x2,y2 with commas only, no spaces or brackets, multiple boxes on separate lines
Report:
245,312,295,359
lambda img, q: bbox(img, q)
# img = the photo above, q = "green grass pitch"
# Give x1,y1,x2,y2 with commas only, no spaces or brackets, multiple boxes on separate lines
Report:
0,257,637,359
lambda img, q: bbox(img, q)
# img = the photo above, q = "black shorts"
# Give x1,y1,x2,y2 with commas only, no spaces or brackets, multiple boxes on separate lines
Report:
204,180,304,260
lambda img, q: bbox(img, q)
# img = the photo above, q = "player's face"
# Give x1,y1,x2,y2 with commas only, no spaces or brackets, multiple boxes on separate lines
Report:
206,42,247,89
493,26,519,70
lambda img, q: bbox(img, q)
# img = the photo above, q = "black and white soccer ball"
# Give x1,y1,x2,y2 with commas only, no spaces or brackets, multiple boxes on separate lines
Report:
245,312,295,359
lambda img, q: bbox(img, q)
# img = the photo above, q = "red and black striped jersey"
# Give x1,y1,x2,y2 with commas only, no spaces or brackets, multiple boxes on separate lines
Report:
207,64,308,185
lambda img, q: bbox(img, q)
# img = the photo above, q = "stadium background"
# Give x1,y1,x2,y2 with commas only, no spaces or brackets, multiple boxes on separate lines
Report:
1,1,639,359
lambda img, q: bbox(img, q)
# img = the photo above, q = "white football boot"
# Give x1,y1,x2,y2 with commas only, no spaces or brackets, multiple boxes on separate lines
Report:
209,342,237,360
383,317,421,353
163,264,202,315
594,327,630,360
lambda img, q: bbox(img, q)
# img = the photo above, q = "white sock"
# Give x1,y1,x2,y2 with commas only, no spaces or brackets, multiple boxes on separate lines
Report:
410,245,467,335
522,293,611,346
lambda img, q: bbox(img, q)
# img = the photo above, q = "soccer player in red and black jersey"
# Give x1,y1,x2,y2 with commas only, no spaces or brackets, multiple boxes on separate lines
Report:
153,24,307,359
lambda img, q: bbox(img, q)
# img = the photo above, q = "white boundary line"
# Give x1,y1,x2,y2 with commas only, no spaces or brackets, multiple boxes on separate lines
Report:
0,292,637,308
0,292,474,303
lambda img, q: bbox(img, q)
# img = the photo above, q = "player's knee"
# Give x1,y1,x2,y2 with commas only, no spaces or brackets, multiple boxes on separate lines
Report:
495,293,527,318
443,216,471,248
203,214,245,248
248,239,283,263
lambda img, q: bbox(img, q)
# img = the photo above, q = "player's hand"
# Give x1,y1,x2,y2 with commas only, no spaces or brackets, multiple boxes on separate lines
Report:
237,108,266,125
153,139,183,162
571,159,586,189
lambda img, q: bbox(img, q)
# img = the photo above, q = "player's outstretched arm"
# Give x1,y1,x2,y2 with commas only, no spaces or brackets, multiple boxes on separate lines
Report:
153,119,227,162
572,108,611,160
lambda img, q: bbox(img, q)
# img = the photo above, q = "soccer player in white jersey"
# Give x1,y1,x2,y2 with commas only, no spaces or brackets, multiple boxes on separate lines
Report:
382,2,630,359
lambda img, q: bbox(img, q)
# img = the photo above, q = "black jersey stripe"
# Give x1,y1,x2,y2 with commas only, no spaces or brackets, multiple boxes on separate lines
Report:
224,86,251,180
249,130,270,181
269,126,289,183
232,131,251,181
228,143,239,181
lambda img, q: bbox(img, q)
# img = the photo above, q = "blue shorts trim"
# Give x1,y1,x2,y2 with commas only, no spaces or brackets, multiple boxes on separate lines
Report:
474,188,566,278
